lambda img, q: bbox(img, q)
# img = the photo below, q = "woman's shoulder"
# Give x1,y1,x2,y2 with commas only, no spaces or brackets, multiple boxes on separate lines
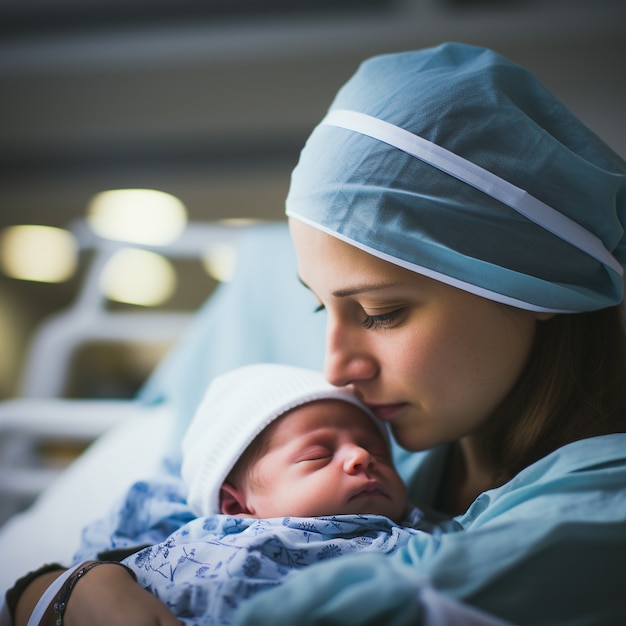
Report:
461,433,626,529
510,432,626,486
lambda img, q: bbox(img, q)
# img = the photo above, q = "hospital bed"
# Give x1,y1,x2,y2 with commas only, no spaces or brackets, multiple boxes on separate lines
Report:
0,220,511,625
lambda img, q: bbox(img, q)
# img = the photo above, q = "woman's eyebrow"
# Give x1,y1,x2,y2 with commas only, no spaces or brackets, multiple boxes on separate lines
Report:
331,284,400,298
298,275,401,298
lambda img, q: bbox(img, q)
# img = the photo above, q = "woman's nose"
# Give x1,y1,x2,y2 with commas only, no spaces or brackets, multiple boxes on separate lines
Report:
324,319,377,387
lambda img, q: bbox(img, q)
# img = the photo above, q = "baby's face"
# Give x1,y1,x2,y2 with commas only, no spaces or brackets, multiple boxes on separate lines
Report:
240,399,407,522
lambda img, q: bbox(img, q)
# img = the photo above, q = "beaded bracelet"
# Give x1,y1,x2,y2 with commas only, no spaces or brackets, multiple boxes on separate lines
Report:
52,561,137,626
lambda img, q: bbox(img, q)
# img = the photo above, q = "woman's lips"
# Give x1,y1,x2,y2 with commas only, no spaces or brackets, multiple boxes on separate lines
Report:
367,403,407,421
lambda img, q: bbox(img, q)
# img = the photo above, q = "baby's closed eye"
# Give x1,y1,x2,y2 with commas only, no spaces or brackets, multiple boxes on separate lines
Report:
295,446,332,462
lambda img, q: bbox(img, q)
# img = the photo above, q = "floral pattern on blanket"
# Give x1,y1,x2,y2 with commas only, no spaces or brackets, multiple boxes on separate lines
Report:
75,475,196,562
122,514,423,626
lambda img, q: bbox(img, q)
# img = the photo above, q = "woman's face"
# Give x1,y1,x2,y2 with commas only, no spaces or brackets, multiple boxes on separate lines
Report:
290,218,543,452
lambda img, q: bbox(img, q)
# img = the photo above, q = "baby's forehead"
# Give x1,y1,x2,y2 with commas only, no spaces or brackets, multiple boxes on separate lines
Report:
288,397,374,422
265,398,384,442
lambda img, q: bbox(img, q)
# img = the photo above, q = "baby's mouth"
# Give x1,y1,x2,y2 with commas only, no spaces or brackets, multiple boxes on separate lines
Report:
350,483,388,500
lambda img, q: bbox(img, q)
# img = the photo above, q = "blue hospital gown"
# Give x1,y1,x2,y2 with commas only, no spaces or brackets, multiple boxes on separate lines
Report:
121,514,425,626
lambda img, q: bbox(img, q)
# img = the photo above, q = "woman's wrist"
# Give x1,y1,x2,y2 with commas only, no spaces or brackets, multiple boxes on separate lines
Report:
6,564,65,619
9,561,138,626
53,562,136,626
12,568,67,626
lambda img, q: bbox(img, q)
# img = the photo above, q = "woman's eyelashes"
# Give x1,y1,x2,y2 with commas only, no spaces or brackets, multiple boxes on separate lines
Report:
313,302,406,330
361,308,405,330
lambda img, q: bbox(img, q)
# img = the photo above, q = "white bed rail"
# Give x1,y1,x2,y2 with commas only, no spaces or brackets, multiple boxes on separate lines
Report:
0,220,247,524
0,398,139,507
19,220,243,398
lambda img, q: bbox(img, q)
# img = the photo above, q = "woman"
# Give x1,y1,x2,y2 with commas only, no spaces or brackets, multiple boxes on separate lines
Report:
9,42,626,626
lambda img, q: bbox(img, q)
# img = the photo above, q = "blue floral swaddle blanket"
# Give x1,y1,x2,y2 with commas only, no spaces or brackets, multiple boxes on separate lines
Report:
122,513,424,625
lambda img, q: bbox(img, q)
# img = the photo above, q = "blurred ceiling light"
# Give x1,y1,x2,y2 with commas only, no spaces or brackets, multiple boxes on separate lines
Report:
217,218,264,227
202,243,237,282
87,188,187,245
100,248,176,306
0,225,77,283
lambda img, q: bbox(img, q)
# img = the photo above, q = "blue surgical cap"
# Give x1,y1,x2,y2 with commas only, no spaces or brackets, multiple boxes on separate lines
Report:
286,43,626,312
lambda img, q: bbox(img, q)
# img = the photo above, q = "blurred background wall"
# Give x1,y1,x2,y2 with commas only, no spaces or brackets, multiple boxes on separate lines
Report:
1,0,625,399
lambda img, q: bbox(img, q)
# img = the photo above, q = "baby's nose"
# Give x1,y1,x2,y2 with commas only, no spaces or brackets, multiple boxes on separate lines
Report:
343,445,374,474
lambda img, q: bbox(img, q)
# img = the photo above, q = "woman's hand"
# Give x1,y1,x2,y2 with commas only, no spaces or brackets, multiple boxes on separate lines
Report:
14,562,182,626
63,563,182,626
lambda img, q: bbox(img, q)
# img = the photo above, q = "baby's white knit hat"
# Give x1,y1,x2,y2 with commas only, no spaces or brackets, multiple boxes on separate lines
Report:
181,363,386,517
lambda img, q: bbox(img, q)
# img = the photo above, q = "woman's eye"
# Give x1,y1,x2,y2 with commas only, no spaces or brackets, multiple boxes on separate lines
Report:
362,309,404,330
314,303,326,314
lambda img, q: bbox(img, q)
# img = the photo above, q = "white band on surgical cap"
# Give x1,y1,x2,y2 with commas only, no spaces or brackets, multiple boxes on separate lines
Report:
321,109,623,278
288,211,571,312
